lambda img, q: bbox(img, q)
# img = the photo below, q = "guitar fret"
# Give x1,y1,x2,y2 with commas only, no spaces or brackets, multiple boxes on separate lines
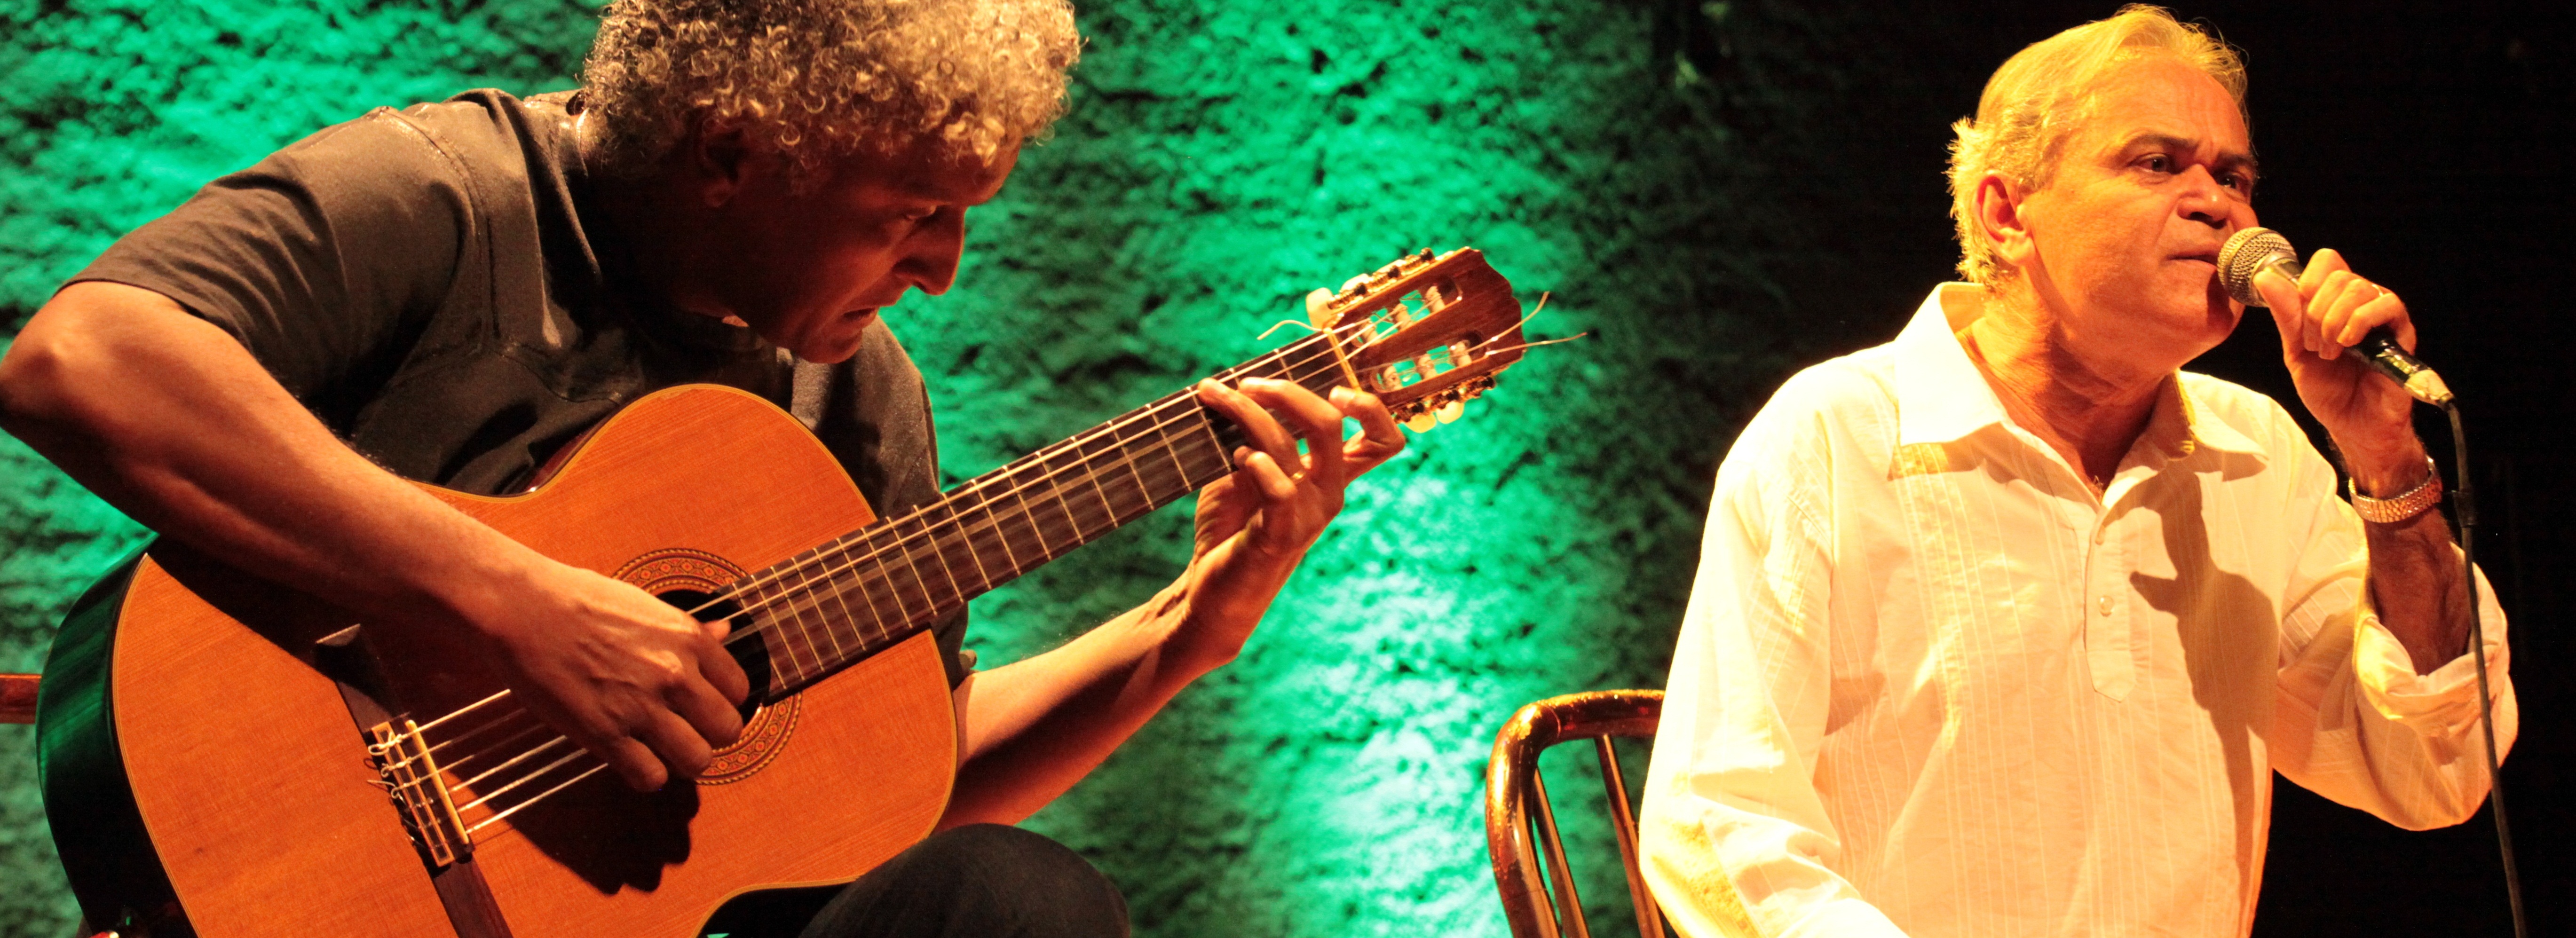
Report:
1152,400,1197,496
1072,433,1138,528
1038,446,1102,547
1117,416,1175,517
805,545,860,661
919,513,971,615
858,523,925,629
1003,457,1062,564
966,481,1027,579
885,514,955,623
943,498,997,595
786,552,850,666
917,498,985,599
1186,406,1234,489
1146,401,1215,501
742,327,1379,686
753,578,818,686
844,551,902,648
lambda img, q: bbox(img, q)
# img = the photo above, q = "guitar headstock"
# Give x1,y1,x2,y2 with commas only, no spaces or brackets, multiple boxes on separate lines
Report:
1309,248,1528,431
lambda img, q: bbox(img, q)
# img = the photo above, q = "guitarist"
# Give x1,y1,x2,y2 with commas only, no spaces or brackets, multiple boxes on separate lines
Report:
0,1,1406,935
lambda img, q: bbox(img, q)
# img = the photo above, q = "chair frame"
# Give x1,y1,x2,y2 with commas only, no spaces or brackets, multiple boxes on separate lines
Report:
3,672,35,725
1485,689,1667,938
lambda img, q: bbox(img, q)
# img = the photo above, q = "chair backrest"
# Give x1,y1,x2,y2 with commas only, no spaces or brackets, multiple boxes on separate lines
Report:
1485,689,1667,938
2,673,36,725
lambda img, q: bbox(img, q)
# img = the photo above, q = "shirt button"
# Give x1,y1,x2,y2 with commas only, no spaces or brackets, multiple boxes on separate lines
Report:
2097,595,2114,616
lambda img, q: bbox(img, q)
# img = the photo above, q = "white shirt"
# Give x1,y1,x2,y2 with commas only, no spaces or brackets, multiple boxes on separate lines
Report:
1638,284,2514,938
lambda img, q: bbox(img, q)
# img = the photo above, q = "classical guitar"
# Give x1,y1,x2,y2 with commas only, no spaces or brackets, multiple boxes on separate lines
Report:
39,249,1528,938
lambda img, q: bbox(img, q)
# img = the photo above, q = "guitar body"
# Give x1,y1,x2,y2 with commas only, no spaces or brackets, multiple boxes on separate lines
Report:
41,385,957,938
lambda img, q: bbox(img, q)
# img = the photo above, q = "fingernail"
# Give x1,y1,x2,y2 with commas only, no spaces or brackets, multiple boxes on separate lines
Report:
1330,386,1354,405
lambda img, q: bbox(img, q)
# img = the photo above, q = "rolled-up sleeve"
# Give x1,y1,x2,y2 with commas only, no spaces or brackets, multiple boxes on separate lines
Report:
2268,445,2514,832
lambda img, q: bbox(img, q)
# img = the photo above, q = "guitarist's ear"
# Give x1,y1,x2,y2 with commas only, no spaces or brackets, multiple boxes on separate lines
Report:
684,122,759,209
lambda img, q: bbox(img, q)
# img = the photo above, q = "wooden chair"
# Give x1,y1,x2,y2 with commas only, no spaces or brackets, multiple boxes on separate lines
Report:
2,672,35,725
1485,689,1669,938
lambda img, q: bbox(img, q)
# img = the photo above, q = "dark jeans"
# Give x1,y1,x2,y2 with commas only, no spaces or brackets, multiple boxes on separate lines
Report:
700,825,1131,938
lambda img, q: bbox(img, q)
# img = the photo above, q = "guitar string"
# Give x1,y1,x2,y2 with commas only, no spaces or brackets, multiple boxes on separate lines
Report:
685,318,1365,624
421,713,547,770
471,761,610,834
386,305,1517,785
448,318,1525,836
708,378,1275,636
704,307,1547,642
383,305,1511,792
713,310,1552,643
402,301,1502,820
378,325,1368,781
373,390,1251,781
439,338,1359,828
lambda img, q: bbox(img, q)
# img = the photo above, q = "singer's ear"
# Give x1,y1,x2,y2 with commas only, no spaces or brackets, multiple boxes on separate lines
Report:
1975,173,2038,275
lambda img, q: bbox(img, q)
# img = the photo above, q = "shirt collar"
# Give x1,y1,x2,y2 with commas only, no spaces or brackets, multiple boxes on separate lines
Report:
1889,283,2269,463
2164,375,2268,460
1890,284,2011,447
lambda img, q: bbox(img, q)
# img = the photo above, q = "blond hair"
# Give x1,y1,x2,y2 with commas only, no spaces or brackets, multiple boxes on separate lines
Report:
581,0,1081,184
1947,5,2246,286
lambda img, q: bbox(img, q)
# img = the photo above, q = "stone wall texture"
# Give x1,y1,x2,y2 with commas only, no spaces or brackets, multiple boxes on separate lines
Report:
7,1,2569,937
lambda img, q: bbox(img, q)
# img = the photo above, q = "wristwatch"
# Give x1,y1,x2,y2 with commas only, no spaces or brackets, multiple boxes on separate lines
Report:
2348,457,2444,524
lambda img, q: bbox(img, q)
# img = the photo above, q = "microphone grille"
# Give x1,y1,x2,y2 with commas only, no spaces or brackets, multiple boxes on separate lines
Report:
2216,227,2294,307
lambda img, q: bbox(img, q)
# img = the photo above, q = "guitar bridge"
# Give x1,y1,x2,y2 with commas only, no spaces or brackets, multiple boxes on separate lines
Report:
367,719,473,868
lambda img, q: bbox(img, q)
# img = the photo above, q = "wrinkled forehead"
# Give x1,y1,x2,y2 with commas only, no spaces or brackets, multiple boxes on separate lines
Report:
2058,54,2254,162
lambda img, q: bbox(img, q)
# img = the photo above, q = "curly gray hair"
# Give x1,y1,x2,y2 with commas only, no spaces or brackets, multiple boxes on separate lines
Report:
581,0,1081,183
1948,5,2246,287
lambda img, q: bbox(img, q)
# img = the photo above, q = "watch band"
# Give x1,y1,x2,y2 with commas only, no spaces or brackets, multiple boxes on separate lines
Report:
2347,457,2444,524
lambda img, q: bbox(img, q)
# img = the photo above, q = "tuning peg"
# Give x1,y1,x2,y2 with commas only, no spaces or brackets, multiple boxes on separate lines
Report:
1407,411,1438,432
1305,288,1339,329
1425,282,1456,312
1436,400,1463,424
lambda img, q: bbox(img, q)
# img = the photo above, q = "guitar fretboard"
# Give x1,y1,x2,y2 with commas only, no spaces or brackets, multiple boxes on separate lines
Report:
728,320,1364,694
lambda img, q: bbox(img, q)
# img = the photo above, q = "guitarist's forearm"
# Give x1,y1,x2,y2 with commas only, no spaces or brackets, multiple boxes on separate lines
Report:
939,577,1241,828
3,284,750,790
0,283,550,628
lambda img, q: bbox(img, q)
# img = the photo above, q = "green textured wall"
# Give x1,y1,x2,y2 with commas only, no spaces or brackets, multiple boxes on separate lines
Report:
0,1,1943,935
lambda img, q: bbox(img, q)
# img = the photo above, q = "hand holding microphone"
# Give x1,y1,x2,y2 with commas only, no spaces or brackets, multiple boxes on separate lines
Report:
2217,227,2454,406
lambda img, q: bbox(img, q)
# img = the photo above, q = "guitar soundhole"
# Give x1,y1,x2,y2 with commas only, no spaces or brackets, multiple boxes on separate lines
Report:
613,548,803,784
657,589,773,718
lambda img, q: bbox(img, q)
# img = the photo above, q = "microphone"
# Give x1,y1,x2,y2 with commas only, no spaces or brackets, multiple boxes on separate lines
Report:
2217,227,2454,406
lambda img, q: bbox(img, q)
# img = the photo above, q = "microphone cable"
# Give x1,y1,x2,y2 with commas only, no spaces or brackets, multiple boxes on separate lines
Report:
2441,399,2524,938
2219,228,2522,935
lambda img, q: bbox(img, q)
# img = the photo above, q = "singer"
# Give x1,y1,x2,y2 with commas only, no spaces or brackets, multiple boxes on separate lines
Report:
1637,7,2514,938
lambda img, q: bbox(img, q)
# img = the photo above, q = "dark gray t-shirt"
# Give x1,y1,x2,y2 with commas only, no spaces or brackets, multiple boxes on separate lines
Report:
75,89,970,685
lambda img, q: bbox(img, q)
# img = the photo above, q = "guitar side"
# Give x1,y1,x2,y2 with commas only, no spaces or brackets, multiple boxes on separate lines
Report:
41,385,959,938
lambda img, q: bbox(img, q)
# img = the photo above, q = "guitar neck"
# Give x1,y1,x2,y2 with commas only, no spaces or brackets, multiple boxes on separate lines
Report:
734,323,1361,694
